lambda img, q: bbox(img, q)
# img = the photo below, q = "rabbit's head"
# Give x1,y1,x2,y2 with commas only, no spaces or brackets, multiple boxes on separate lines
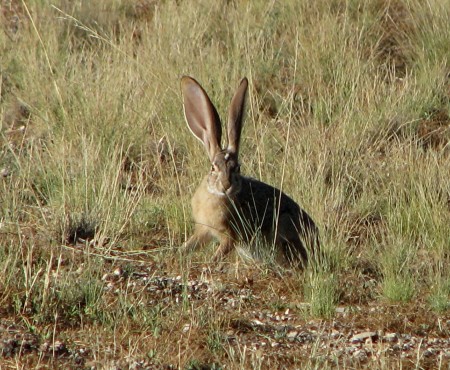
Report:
181,76,248,197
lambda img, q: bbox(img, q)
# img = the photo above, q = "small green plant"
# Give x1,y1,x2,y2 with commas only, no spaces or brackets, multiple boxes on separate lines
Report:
382,275,415,303
303,241,341,318
429,277,450,313
304,252,339,318
380,241,417,302
305,269,338,318
206,329,224,355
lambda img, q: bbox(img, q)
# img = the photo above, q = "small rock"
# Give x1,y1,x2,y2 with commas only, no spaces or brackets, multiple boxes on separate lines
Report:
383,333,398,342
393,344,401,351
113,267,123,276
252,319,264,326
297,331,315,343
402,343,412,351
286,331,298,341
351,331,378,343
40,341,50,352
331,330,342,339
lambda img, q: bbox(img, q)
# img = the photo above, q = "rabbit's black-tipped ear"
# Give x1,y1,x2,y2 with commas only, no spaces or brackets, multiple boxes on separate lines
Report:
181,76,222,162
227,77,248,157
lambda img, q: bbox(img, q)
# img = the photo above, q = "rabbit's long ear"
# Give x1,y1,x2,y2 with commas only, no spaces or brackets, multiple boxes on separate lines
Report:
227,78,248,157
181,76,222,161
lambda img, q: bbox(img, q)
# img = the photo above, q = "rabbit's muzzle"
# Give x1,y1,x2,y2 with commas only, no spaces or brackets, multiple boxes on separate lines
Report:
207,151,242,197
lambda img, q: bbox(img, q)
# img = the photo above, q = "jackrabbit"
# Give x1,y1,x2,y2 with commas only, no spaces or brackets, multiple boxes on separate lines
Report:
181,76,319,267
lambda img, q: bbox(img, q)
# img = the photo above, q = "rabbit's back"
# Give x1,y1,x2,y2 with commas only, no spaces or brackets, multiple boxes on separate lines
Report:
234,177,299,230
233,177,318,262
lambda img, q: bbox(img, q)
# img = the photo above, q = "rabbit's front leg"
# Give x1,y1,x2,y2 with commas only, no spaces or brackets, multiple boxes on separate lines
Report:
182,225,212,254
211,236,235,262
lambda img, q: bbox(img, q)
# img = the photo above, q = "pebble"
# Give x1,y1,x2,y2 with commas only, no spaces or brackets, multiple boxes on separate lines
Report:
286,331,298,341
0,168,9,177
351,331,378,343
383,332,398,342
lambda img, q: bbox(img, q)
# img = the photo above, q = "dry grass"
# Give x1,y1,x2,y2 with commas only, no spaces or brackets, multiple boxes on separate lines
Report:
1,0,449,368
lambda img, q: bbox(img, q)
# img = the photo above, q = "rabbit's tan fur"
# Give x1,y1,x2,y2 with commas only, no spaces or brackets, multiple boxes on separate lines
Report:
181,76,319,266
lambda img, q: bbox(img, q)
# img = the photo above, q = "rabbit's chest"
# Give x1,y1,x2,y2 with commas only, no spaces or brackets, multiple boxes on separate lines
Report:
191,177,231,232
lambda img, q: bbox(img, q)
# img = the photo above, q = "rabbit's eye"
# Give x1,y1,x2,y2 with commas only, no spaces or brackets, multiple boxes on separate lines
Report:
211,165,215,172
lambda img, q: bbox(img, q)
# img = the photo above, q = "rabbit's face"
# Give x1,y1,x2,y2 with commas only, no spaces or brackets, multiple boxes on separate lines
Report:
207,150,242,197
